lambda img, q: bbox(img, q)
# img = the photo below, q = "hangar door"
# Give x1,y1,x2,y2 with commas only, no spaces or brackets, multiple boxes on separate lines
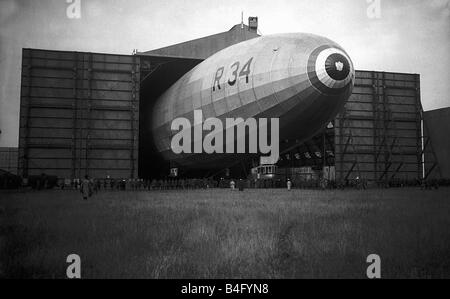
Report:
18,49,140,179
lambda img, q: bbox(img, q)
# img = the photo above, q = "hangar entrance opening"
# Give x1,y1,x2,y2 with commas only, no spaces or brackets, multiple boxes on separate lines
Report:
138,55,202,179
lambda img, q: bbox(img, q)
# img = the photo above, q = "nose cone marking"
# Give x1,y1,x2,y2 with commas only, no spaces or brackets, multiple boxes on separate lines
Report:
335,62,344,72
307,45,354,95
325,53,350,81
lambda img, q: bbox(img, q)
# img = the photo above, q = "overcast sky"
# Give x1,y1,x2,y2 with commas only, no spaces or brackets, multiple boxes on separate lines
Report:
0,0,449,147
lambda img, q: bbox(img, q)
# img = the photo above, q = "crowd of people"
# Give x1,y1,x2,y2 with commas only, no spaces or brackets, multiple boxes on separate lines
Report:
3,172,447,192
60,177,234,191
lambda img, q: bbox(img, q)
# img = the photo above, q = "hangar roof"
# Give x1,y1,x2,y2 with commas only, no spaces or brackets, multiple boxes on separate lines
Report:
139,24,260,60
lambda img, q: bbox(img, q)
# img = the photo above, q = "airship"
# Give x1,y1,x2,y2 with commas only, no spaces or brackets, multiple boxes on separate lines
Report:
150,33,355,170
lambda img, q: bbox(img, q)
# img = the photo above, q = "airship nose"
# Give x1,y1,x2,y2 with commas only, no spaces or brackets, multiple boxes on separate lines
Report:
307,46,354,94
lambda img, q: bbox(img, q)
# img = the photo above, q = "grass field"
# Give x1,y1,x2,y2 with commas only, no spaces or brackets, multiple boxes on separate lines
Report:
1,187,450,279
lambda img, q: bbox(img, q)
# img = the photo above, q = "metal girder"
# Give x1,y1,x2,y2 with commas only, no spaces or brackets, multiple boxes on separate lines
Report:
71,52,78,179
85,53,93,177
21,56,33,178
424,163,438,180
379,162,392,181
140,61,168,83
345,160,358,181
341,133,352,158
337,108,359,180
130,55,138,178
375,135,387,163
422,120,443,180
390,162,404,180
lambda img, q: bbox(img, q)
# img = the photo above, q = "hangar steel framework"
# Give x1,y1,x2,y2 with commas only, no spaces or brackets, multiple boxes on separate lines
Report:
277,70,428,184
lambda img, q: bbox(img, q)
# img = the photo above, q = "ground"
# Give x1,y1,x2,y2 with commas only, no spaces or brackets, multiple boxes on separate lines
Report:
1,187,449,279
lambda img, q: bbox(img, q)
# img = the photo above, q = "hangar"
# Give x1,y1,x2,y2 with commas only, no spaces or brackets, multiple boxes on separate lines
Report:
17,19,445,185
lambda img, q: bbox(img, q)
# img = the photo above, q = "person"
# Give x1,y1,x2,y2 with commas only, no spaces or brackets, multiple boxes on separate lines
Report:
230,180,236,190
81,175,92,201
287,179,292,191
238,179,245,191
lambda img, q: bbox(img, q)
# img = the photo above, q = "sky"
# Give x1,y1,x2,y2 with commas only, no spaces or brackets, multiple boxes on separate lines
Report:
0,0,449,147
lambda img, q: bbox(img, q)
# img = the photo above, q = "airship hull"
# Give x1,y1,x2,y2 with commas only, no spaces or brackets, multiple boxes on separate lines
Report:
150,33,355,169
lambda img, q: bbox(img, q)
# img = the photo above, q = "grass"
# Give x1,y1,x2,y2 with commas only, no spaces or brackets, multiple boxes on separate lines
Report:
1,187,450,279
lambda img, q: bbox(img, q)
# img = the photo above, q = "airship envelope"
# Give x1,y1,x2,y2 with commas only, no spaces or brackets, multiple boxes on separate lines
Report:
151,33,355,168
